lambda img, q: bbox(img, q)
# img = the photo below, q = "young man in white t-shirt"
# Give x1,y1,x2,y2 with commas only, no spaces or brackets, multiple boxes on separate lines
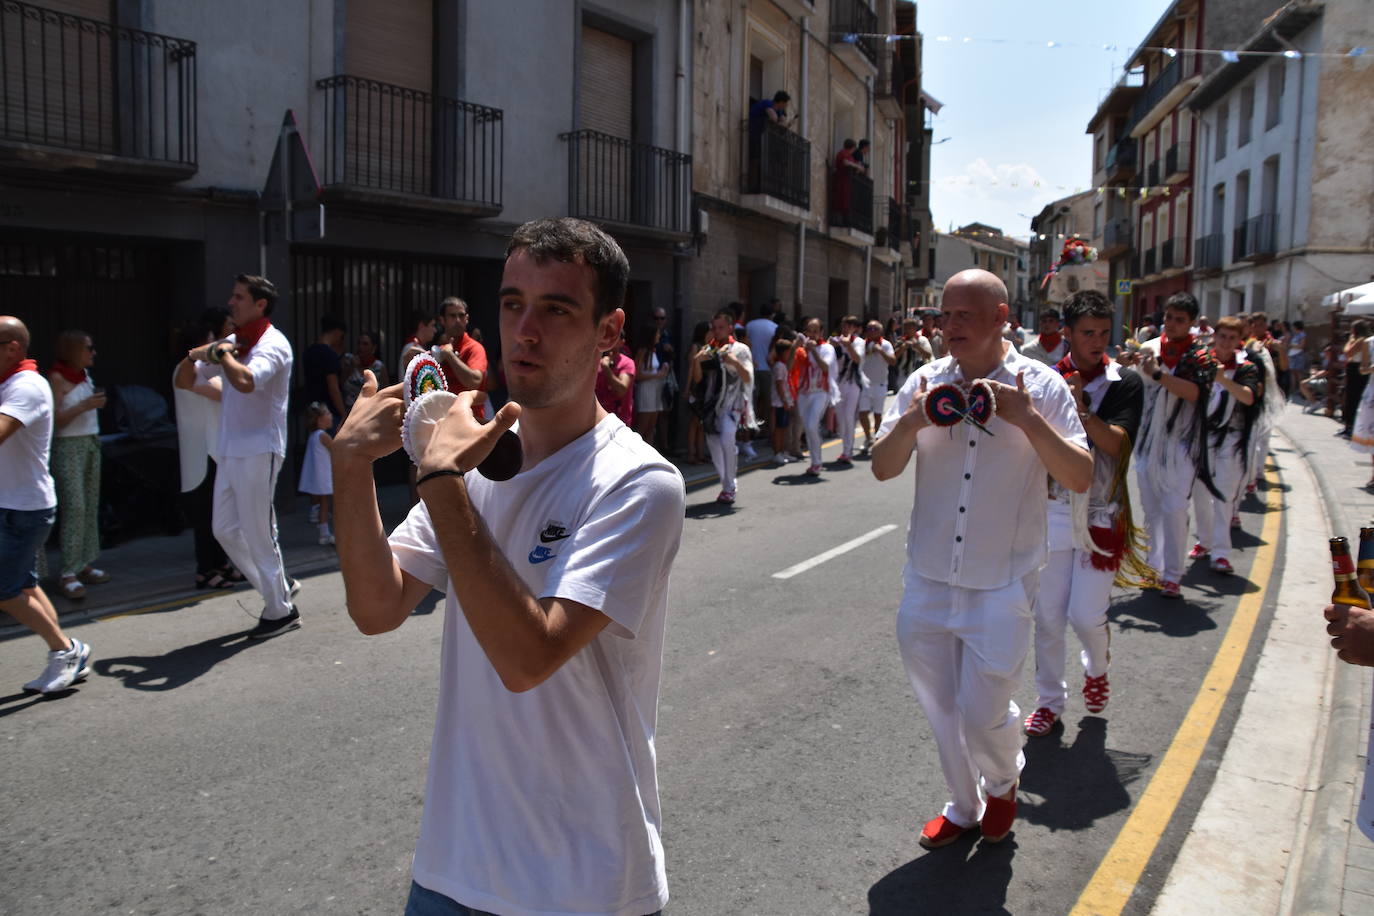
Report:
333,218,685,916
177,274,298,639
0,316,92,694
857,319,896,454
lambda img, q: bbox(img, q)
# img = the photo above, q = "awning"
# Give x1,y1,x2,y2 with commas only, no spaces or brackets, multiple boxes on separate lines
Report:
920,90,944,115
1323,281,1374,311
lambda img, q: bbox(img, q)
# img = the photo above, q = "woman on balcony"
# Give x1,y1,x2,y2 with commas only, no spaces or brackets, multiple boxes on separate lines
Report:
831,139,867,227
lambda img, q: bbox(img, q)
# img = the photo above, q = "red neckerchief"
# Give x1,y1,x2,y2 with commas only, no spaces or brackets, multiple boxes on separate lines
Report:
711,335,736,348
1038,331,1063,353
1,358,38,385
790,340,828,395
403,335,419,345
51,360,87,385
1055,353,1108,384
1213,349,1238,372
234,317,272,358
1160,334,1194,370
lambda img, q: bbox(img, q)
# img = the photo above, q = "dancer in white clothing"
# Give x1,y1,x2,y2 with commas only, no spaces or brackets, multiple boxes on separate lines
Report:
857,320,896,454
872,269,1091,849
177,274,299,638
698,309,756,504
298,402,335,546
829,316,865,464
791,317,838,477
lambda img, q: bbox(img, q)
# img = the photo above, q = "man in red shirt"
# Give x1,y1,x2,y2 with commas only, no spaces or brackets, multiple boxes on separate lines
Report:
436,297,489,420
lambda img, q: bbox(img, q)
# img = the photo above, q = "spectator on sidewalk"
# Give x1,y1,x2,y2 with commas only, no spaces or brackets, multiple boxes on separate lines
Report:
399,310,438,375
435,297,489,420
343,329,388,412
0,316,92,694
596,333,635,425
632,323,669,449
1343,321,1371,440
746,302,779,448
333,217,684,916
793,316,838,477
298,402,334,546
177,274,300,640
173,307,239,591
871,268,1091,850
685,320,711,464
303,315,347,426
48,329,110,600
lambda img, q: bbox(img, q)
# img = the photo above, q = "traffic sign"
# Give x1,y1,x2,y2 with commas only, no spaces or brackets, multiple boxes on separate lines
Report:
1116,279,1133,296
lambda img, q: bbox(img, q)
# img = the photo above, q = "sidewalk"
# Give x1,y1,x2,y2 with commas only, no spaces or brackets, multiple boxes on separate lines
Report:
1151,401,1374,916
0,441,788,632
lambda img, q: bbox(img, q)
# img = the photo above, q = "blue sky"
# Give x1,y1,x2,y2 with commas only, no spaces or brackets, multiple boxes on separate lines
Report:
919,0,1171,240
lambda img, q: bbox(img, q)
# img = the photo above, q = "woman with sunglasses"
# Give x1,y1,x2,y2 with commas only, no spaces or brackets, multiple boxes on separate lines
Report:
48,329,110,599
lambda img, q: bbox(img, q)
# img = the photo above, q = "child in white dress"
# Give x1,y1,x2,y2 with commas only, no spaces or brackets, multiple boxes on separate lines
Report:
299,402,334,545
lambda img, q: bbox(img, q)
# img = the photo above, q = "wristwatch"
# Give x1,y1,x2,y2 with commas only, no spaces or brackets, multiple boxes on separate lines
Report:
1151,369,1163,382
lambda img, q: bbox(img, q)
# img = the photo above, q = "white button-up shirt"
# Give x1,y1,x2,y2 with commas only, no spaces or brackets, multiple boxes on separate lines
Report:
879,342,1087,590
219,325,293,459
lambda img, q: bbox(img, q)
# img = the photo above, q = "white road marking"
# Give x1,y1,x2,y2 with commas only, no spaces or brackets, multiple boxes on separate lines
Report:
771,524,900,580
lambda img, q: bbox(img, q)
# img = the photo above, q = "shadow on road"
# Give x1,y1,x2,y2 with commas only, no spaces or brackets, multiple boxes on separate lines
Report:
93,631,261,691
869,834,1017,915
685,501,736,519
770,472,827,487
410,590,443,616
0,686,83,717
1109,590,1219,638
1019,717,1151,831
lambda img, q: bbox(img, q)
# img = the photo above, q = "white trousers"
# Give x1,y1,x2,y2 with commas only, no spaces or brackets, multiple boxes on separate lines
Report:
213,453,291,619
1033,549,1113,714
1250,425,1271,483
1138,462,1191,583
705,410,741,496
797,391,829,470
897,572,1036,827
836,382,861,456
1193,445,1245,561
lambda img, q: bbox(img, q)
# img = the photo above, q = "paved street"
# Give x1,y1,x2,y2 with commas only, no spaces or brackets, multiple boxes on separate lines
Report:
1,428,1293,916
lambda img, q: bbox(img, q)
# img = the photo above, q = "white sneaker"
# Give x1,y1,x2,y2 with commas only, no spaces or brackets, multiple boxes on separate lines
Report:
23,638,92,694
318,532,335,546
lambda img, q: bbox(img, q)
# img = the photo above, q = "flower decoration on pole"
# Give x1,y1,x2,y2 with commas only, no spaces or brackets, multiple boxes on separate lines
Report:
1041,236,1099,290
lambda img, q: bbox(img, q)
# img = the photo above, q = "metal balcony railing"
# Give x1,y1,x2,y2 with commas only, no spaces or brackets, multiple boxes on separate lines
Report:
0,0,197,167
1130,55,1181,126
317,75,502,208
831,0,878,67
1104,136,1137,176
1143,247,1157,276
560,129,692,235
1160,238,1176,270
886,197,904,250
1104,218,1132,251
832,172,873,234
1196,232,1224,269
1238,212,1278,259
741,118,810,210
1165,142,1191,178
1147,159,1160,189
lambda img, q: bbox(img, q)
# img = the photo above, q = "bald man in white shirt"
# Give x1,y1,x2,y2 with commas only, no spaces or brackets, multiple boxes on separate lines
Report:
872,269,1092,850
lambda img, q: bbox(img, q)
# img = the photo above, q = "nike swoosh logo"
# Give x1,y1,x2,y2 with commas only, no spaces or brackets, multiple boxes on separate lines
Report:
539,532,570,543
528,546,557,564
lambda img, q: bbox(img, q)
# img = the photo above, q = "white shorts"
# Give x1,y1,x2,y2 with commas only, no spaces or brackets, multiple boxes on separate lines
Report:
858,386,886,415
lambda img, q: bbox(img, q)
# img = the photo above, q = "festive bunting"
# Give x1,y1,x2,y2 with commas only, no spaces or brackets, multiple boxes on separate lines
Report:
858,32,1362,60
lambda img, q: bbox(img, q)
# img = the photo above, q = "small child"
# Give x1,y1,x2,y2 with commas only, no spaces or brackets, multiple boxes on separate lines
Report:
299,402,334,546
770,337,795,464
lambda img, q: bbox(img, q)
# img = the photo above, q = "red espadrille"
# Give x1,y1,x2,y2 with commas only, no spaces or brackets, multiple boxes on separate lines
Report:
919,814,975,849
1083,673,1110,714
981,791,1017,843
1024,707,1058,737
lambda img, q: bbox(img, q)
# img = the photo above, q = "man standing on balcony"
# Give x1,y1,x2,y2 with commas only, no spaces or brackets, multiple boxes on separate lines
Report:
179,275,299,639
1135,292,1213,600
435,297,489,421
832,140,866,227
747,90,791,193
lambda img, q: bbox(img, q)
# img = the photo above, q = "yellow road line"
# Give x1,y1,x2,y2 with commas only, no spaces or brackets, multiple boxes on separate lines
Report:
1069,464,1283,916
97,591,220,621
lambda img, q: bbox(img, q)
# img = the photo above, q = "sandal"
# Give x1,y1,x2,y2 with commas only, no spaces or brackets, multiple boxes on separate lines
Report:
59,577,87,599
78,567,111,585
196,571,235,591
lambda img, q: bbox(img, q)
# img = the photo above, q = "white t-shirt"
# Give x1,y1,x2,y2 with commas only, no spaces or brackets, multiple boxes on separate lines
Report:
745,317,778,371
0,370,57,511
389,413,685,916
860,338,894,389
219,325,292,459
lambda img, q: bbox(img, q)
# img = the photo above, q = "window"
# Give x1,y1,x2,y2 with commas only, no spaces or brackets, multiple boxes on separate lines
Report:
1175,190,1190,262
1266,62,1285,130
1211,183,1226,235
1094,201,1103,237
1261,155,1280,216
1215,103,1228,161
1238,85,1253,147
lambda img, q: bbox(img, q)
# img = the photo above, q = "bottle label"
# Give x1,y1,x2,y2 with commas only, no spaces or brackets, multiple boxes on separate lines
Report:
1335,554,1357,577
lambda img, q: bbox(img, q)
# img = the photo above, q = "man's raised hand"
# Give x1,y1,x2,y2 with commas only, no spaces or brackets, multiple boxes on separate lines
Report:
982,370,1034,428
333,369,403,462
419,390,522,478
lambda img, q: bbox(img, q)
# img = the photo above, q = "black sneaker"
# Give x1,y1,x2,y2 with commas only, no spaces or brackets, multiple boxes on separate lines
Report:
248,606,301,640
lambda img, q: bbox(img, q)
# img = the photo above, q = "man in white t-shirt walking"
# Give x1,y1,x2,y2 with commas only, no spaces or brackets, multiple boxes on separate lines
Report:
872,270,1091,850
858,319,896,454
334,218,684,916
178,274,298,638
0,316,92,694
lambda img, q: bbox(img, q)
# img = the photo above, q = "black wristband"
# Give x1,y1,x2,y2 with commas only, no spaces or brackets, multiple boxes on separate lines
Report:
417,468,464,487
1152,369,1163,382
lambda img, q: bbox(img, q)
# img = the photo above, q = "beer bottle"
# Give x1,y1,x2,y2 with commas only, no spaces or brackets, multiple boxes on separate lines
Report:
1331,537,1372,609
1359,528,1374,594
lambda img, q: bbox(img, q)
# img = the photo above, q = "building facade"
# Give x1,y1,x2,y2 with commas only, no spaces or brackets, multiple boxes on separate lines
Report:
1189,1,1374,325
1029,190,1105,317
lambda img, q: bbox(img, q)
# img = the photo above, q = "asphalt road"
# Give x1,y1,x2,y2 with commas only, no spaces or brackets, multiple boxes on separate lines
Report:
0,444,1283,916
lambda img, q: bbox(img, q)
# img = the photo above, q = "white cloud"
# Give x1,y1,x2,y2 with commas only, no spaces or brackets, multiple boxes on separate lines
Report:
932,158,1085,239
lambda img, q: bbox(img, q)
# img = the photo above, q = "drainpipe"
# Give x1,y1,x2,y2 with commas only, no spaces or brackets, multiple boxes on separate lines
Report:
1275,32,1305,322
676,0,689,154
795,15,810,320
864,74,873,312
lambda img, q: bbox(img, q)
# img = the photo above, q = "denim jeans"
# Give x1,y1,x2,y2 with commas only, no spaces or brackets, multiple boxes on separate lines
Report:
0,506,56,601
403,881,661,916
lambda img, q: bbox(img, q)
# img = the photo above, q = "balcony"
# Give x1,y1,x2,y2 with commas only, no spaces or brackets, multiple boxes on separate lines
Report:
0,0,197,179
316,75,502,217
741,118,810,222
560,129,692,241
1146,159,1160,190
831,172,873,246
1142,247,1158,277
831,0,879,72
1237,212,1278,260
1160,238,1176,270
873,197,905,263
1195,233,1224,271
770,0,815,20
1164,142,1191,183
876,48,906,120
1104,136,1137,183
1102,218,1132,257
1129,55,1197,137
